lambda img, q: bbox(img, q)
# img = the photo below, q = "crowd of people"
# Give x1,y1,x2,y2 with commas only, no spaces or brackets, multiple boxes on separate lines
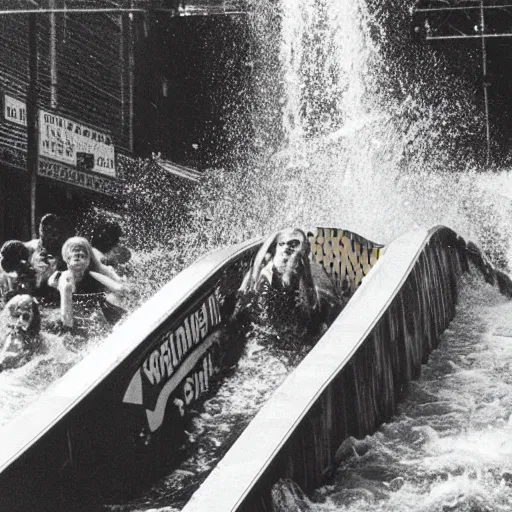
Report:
0,221,348,372
0,213,134,370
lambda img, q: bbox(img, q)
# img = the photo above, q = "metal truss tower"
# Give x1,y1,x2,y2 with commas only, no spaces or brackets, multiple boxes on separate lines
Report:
412,1,512,164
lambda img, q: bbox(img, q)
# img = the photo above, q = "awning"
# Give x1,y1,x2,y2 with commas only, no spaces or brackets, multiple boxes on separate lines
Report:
176,0,248,16
155,157,202,183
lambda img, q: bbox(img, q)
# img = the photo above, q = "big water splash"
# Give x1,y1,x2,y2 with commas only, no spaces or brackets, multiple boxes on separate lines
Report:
170,0,512,509
2,0,512,506
189,0,511,265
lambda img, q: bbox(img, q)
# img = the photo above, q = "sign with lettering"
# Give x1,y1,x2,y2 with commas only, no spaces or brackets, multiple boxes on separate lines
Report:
3,94,26,126
39,110,116,177
39,159,123,197
123,291,223,432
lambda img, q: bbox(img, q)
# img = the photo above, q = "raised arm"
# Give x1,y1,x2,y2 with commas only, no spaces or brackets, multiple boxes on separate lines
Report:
49,270,75,328
59,272,75,328
92,247,123,280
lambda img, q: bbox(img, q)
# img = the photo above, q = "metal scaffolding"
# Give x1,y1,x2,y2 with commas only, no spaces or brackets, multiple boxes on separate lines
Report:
0,0,248,16
412,1,512,164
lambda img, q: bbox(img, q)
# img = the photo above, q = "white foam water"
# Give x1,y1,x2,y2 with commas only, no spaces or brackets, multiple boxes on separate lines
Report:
0,314,118,428
186,0,511,260
2,0,512,509
303,272,512,512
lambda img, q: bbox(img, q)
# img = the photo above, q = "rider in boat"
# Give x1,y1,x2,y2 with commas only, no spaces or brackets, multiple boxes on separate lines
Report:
0,294,43,371
233,228,345,350
49,236,132,333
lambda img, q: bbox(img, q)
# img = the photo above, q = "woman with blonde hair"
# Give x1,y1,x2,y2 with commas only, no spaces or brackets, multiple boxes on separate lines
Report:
50,236,131,330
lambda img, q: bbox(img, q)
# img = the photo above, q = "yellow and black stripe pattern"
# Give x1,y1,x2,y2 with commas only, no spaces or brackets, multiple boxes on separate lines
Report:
307,227,383,295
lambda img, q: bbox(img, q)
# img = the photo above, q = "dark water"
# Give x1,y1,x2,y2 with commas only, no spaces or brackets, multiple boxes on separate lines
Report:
106,334,308,512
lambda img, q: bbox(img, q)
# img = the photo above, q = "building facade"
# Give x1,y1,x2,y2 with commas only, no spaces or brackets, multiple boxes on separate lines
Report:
0,1,250,244
0,5,134,242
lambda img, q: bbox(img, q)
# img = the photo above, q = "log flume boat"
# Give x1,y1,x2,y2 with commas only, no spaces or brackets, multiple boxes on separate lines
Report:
0,225,509,512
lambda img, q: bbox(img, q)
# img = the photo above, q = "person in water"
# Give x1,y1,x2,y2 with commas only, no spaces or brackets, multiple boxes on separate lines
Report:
0,294,43,370
0,240,37,303
25,213,70,263
49,237,132,331
235,228,345,348
90,217,132,269
26,214,72,299
0,215,70,305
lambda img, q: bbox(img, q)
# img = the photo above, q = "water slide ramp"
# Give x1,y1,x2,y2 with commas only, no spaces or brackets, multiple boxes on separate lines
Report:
0,225,505,510
182,226,512,511
0,226,382,509
0,237,263,510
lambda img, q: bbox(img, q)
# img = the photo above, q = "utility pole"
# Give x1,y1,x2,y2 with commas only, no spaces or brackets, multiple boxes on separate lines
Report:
27,13,39,239
49,0,58,109
411,1,512,166
480,0,491,166
129,0,135,154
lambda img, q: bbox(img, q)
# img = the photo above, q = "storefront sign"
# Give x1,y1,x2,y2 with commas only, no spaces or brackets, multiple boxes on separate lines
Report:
0,143,122,198
39,159,123,197
2,94,117,178
3,94,27,126
39,110,116,177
